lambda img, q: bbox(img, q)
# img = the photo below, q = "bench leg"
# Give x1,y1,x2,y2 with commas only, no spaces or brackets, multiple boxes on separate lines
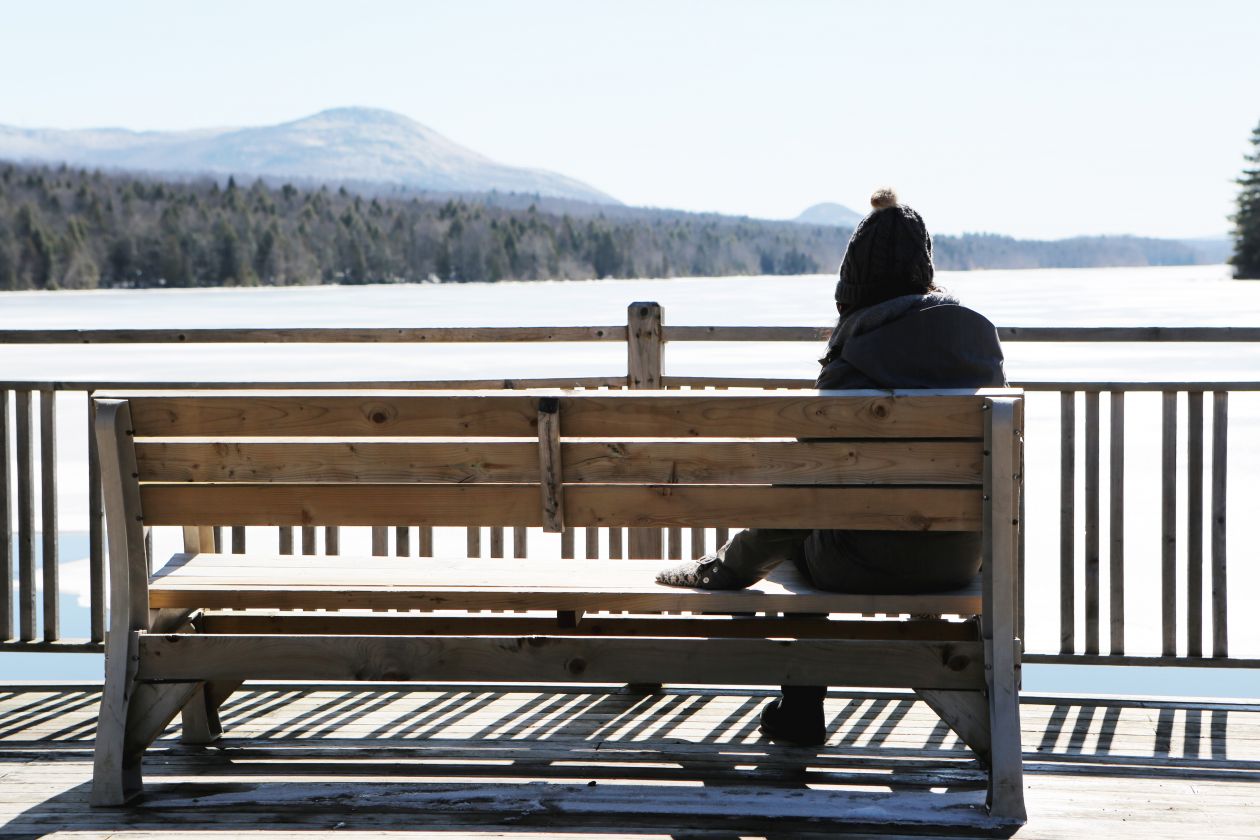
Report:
984,642,1027,822
92,676,200,805
180,679,243,744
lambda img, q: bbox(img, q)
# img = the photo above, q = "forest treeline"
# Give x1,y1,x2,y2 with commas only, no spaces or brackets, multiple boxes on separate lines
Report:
0,162,1216,290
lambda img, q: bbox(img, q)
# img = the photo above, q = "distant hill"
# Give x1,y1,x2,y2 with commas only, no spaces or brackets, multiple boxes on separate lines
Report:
794,202,864,227
0,107,618,205
0,161,1227,291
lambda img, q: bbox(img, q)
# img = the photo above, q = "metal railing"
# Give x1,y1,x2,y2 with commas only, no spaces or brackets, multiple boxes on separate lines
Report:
2,302,1256,668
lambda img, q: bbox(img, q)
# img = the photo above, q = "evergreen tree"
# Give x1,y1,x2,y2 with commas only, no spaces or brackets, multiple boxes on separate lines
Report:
1232,119,1260,279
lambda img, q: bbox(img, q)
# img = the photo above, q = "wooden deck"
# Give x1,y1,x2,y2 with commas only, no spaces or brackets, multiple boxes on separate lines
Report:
1,683,1257,838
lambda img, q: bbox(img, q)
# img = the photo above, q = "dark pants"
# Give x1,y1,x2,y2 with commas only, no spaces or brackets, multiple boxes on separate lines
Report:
713,527,982,593
714,527,983,715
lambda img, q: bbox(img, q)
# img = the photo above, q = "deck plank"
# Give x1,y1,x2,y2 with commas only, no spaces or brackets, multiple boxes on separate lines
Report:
0,685,1258,837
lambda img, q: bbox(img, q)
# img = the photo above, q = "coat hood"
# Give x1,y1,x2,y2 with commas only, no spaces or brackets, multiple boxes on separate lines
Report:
816,294,1006,390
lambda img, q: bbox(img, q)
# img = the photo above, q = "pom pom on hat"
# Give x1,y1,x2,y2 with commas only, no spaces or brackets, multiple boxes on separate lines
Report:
870,188,898,210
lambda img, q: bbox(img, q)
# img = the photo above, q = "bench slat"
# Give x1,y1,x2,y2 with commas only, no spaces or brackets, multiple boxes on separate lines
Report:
134,633,986,690
139,484,981,530
135,440,983,485
147,554,983,615
120,391,987,438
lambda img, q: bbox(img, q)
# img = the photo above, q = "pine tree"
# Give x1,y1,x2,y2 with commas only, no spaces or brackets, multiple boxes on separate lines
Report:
1232,119,1260,279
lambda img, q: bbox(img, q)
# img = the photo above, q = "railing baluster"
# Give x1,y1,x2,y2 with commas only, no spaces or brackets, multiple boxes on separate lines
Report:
301,525,317,555
419,526,433,557
1059,391,1076,655
1161,391,1178,657
0,390,11,642
39,391,59,642
16,390,35,641
584,527,599,560
609,527,623,559
231,526,246,553
466,526,482,558
1186,391,1205,657
1084,391,1100,655
690,527,705,560
715,527,729,549
325,526,339,556
560,527,574,560
1211,392,1229,658
513,526,527,559
490,527,504,559
667,526,682,561
395,526,409,557
87,396,105,644
371,526,388,556
278,526,293,556
1108,392,1125,655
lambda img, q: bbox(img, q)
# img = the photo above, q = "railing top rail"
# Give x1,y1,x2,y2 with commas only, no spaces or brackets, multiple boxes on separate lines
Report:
6,378,1260,393
0,326,627,344
4,325,1260,345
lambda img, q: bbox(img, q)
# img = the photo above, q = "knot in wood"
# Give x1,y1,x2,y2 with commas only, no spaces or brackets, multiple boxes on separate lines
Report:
567,657,588,676
945,652,970,672
870,402,889,419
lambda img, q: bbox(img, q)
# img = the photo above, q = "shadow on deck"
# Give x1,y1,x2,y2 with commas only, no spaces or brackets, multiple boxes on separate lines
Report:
1,684,1258,838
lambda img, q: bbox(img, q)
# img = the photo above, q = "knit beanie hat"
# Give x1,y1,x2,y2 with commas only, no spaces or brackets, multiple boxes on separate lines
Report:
835,189,935,309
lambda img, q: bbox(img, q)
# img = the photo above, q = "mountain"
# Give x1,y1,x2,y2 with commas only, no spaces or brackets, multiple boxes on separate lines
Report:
0,107,618,204
794,202,863,227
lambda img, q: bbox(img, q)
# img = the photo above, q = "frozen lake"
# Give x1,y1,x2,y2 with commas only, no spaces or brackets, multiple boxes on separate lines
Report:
3,264,1260,696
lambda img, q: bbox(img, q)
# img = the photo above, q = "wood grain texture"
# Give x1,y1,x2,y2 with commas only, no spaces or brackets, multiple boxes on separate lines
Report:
198,611,981,641
112,390,997,439
146,554,983,616
136,440,984,485
537,398,564,532
134,633,986,690
138,483,982,530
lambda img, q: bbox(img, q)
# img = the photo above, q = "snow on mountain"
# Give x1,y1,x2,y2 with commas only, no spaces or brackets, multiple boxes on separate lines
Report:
794,202,863,227
0,107,618,204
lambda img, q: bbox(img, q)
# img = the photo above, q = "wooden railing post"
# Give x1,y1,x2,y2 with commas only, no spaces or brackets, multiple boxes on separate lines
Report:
627,302,664,559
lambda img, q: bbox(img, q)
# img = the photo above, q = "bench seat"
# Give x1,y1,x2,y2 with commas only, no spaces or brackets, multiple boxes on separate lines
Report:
149,553,983,615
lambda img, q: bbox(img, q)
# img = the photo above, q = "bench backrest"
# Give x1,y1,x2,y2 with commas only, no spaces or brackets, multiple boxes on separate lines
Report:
93,388,1021,536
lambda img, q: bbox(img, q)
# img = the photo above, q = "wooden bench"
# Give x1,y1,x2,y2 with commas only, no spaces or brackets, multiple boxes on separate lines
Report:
90,387,1027,821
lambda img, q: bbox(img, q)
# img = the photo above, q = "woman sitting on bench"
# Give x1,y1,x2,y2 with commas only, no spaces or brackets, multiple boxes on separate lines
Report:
657,188,1007,746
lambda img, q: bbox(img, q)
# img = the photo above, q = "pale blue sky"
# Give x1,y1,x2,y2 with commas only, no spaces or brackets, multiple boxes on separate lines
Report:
2,0,1257,238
